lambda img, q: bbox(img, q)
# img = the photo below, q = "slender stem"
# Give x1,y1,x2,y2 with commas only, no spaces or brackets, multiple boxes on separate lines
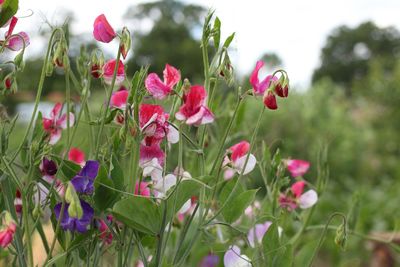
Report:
22,194,34,267
95,47,122,159
44,199,66,265
10,28,62,163
65,67,71,145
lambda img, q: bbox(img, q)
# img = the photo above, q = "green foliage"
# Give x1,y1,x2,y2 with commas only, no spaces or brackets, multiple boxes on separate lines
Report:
0,0,18,27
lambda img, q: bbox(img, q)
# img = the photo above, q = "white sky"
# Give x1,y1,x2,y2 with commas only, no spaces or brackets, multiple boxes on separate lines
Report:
13,0,400,88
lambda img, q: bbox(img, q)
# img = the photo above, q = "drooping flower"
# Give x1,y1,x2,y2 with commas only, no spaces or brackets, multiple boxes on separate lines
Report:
70,160,100,195
223,141,257,180
97,219,113,245
279,181,318,211
93,14,116,43
134,182,151,197
250,60,277,95
139,144,165,181
145,64,180,99
42,103,75,145
54,200,94,233
68,148,86,167
223,245,251,267
140,104,179,145
286,159,310,177
6,31,30,51
0,212,17,248
199,253,219,267
263,91,277,110
103,59,125,85
175,85,214,126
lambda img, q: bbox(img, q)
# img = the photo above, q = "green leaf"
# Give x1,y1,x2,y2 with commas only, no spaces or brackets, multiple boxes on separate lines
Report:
0,0,19,27
221,189,258,223
112,196,161,235
219,177,244,204
262,223,280,265
273,244,293,267
212,17,221,49
58,159,81,181
110,156,124,190
94,166,120,211
223,32,235,48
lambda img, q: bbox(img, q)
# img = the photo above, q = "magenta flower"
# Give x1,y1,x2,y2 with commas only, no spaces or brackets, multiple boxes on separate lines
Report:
134,182,151,197
286,159,310,177
68,147,86,167
54,200,94,233
250,60,277,95
110,87,129,109
0,218,16,248
223,245,251,267
139,144,165,181
223,141,257,180
279,181,318,211
6,31,30,51
199,253,219,267
70,160,100,195
145,64,180,99
175,85,214,126
93,14,116,43
103,59,125,85
42,103,75,145
140,104,179,145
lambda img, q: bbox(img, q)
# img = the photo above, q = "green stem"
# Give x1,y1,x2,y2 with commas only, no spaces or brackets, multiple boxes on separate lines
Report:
95,47,122,159
44,199,66,265
22,194,33,267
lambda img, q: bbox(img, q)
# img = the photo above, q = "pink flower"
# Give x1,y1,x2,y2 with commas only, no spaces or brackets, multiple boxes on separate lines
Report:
250,61,277,95
175,85,214,126
14,190,22,217
42,103,75,145
223,141,257,180
145,64,180,99
103,59,125,85
140,104,179,145
247,221,272,247
224,245,251,267
0,221,16,248
98,219,113,245
279,181,318,211
286,159,310,177
139,144,165,181
6,31,30,51
263,91,278,110
93,14,116,43
110,87,129,109
68,148,86,167
135,182,150,197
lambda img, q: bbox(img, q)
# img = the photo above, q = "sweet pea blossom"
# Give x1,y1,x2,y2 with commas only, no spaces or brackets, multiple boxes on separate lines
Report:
263,91,278,110
223,141,257,180
6,31,30,51
93,14,116,43
135,182,151,197
250,60,277,95
71,160,100,195
145,64,180,99
286,159,310,177
140,104,179,145
103,59,125,85
110,87,129,109
199,253,219,267
37,158,65,204
97,219,113,245
14,190,22,217
139,144,165,181
279,181,318,211
0,213,17,248
42,103,75,145
68,148,86,167
247,221,283,248
175,85,214,126
54,200,94,233
223,245,251,267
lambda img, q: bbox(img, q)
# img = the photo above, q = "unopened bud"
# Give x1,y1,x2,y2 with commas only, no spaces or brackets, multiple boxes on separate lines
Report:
120,27,131,60
334,223,347,251
263,91,278,110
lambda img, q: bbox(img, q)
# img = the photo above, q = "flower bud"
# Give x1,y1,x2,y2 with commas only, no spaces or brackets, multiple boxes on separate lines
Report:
263,91,278,110
274,75,289,98
65,182,83,219
52,40,67,68
335,222,347,251
120,27,131,59
0,211,17,248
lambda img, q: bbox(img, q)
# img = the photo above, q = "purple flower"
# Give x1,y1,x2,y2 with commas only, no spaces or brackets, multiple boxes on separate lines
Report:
71,160,100,194
199,253,219,267
40,157,58,177
54,200,94,233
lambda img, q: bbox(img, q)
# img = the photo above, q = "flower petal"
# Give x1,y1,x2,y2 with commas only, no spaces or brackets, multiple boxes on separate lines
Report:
234,154,257,175
163,64,181,88
145,73,171,99
299,189,318,209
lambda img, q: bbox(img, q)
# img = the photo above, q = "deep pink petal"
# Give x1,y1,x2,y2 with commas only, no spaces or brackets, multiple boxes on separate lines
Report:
145,73,171,99
51,103,63,120
163,64,181,88
68,148,86,166
6,32,30,51
291,181,306,198
287,159,310,177
103,59,125,85
93,14,116,43
110,89,129,109
230,141,250,162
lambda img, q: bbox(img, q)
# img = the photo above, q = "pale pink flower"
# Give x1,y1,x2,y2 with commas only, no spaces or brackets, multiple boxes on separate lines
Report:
279,181,318,211
223,141,257,180
145,64,180,99
286,159,310,177
42,103,75,145
139,144,165,181
6,31,30,51
223,245,251,267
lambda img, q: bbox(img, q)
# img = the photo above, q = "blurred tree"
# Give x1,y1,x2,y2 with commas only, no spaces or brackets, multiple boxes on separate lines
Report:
312,21,400,96
124,0,207,82
260,52,283,69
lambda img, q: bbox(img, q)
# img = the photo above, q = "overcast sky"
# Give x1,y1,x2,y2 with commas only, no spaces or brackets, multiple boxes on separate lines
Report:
13,0,400,88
